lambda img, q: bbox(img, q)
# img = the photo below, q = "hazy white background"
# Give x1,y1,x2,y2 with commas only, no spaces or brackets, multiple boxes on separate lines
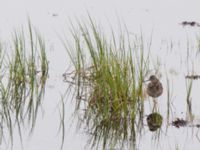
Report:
0,0,200,149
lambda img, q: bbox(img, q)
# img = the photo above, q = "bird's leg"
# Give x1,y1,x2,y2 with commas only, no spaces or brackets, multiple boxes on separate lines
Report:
152,98,158,112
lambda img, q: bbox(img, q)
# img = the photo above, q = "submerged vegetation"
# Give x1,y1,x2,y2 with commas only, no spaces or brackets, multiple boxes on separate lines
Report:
0,21,48,145
63,17,151,149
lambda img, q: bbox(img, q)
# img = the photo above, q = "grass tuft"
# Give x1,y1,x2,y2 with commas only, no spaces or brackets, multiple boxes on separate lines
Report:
63,17,150,150
0,20,48,145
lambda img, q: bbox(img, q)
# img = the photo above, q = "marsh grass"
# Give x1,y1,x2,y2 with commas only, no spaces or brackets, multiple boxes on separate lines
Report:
0,21,48,145
165,72,173,126
196,35,200,55
63,17,150,149
185,78,193,121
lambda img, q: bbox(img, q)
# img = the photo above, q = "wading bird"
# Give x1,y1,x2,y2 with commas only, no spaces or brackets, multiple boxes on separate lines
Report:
146,75,163,98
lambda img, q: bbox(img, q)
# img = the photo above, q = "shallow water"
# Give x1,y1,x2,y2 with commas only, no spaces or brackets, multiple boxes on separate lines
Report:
1,0,200,150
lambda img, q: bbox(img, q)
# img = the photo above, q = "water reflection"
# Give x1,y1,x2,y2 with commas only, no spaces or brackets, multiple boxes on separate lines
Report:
146,113,163,132
0,21,48,145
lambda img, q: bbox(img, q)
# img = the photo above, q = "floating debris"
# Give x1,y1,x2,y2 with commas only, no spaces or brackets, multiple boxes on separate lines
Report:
180,21,200,27
147,113,163,132
171,118,188,128
52,13,58,17
171,118,200,128
185,75,200,80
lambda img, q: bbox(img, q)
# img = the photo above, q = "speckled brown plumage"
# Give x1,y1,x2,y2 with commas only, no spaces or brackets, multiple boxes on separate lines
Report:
147,75,163,98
